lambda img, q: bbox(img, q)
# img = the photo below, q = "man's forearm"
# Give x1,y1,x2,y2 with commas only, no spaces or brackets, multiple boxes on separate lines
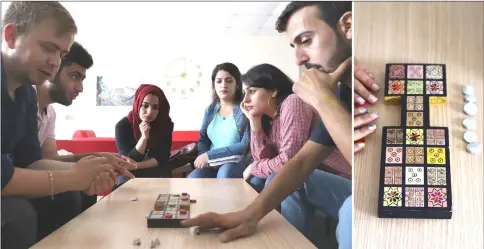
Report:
1,167,79,197
27,159,76,170
314,93,352,163
47,153,93,163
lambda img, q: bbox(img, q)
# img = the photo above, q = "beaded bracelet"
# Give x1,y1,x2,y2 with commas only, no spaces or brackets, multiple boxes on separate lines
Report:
47,170,54,200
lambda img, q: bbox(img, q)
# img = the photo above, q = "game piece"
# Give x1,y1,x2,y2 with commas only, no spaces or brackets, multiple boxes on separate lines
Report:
463,117,476,130
463,131,478,143
191,227,201,235
462,85,474,95
467,142,482,155
133,238,141,246
154,238,160,246
463,103,478,116
190,199,197,203
147,193,193,228
379,64,452,219
131,197,138,201
149,240,156,248
465,95,476,103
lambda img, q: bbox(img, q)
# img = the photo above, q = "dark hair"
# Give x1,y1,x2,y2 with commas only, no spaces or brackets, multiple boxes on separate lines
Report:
60,41,93,70
210,62,243,104
276,1,352,33
3,1,77,35
242,63,294,135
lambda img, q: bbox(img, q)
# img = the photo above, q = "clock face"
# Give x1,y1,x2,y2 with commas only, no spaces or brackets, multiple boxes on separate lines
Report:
163,56,203,99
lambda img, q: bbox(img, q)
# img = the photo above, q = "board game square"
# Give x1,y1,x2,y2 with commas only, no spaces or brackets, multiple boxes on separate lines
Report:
426,65,443,79
427,147,446,165
428,188,448,207
406,147,425,164
405,187,425,207
426,129,446,146
384,167,403,185
385,147,403,164
406,112,423,127
405,167,424,185
383,187,402,207
407,81,424,94
426,81,444,94
389,65,405,79
427,167,447,186
406,129,424,145
386,129,404,144
407,65,424,79
389,80,405,94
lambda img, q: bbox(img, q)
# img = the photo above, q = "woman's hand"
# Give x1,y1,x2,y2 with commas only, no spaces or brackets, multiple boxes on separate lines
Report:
194,153,209,169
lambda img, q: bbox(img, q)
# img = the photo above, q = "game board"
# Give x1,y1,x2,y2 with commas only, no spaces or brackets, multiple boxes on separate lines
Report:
147,193,194,228
378,63,452,219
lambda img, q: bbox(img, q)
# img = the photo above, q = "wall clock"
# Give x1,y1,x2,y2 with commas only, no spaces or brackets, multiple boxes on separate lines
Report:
163,56,203,99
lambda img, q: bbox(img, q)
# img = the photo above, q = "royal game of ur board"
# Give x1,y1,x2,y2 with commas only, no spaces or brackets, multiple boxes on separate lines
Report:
147,193,194,228
379,64,452,219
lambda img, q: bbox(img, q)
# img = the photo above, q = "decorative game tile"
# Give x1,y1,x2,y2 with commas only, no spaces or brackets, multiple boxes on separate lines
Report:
406,96,424,111
389,65,405,79
386,129,404,144
406,147,424,164
406,129,424,145
428,188,448,207
407,65,423,79
427,167,446,186
426,65,443,79
383,187,402,207
405,187,424,207
426,129,446,146
384,167,403,185
389,80,405,94
426,81,444,94
427,147,446,165
406,112,424,126
407,81,424,94
405,167,424,185
385,147,403,164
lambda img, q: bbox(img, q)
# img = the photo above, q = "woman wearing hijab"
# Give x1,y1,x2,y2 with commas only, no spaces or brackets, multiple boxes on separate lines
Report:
115,84,174,183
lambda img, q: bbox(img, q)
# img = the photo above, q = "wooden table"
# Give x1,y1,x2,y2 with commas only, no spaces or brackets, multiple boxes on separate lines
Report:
32,179,316,249
354,2,483,249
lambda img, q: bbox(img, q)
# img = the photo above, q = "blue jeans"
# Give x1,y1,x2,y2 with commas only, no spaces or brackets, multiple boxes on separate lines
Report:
256,169,352,249
187,162,246,178
248,173,277,193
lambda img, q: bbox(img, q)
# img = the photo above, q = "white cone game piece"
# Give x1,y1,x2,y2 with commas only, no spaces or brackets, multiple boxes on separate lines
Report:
463,103,478,116
133,238,141,246
463,85,474,96
154,238,160,246
464,131,478,143
463,117,477,130
467,142,482,155
131,197,138,201
149,240,156,248
465,95,476,103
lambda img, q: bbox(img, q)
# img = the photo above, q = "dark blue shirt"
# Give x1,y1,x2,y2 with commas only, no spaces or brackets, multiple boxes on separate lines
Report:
1,62,42,189
309,83,352,146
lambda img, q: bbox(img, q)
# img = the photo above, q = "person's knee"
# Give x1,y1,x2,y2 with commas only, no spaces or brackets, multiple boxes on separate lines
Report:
264,173,277,188
248,176,266,193
336,195,352,249
1,197,37,249
217,163,245,178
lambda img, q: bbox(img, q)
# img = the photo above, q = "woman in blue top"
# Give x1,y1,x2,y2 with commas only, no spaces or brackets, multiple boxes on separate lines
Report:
188,62,250,178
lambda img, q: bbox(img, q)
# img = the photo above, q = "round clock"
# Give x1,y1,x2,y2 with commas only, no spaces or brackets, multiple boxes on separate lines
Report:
163,56,203,99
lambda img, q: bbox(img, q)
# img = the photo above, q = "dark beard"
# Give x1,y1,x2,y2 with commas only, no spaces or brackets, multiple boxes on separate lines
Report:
48,73,72,106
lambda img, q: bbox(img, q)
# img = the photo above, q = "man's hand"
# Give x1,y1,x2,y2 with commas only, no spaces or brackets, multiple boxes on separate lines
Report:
354,106,378,153
83,172,115,196
181,210,258,243
243,164,253,181
354,58,379,105
194,153,209,169
294,57,351,108
95,152,136,179
72,156,115,191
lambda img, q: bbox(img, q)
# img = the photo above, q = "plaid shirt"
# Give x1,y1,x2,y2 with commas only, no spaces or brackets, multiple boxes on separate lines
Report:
321,148,352,180
250,94,318,178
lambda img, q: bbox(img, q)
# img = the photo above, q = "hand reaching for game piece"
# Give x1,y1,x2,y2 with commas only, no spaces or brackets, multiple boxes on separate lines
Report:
354,58,379,105
354,106,379,153
194,153,209,169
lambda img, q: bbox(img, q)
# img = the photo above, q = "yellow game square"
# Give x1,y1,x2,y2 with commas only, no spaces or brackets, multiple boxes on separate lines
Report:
427,147,446,164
